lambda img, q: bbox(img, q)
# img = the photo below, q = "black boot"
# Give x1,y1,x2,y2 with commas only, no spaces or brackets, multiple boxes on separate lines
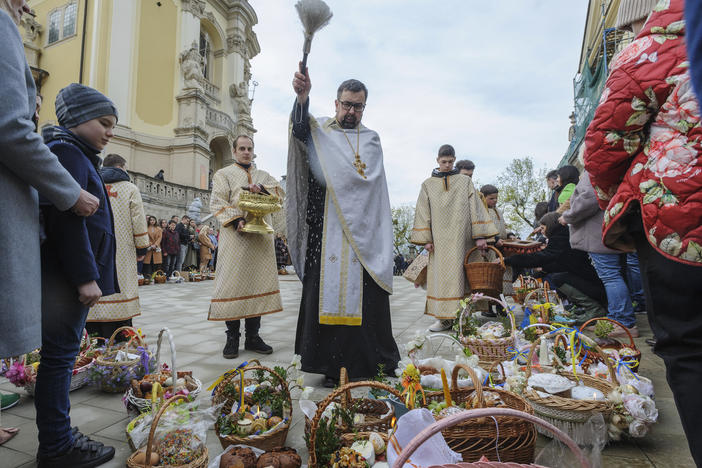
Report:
37,431,115,468
244,335,273,354
223,332,239,359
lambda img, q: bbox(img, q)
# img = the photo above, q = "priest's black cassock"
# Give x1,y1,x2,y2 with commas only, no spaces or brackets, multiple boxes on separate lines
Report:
287,100,400,381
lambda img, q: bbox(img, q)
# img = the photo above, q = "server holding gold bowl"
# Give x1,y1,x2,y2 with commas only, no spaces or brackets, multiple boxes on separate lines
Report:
208,135,285,359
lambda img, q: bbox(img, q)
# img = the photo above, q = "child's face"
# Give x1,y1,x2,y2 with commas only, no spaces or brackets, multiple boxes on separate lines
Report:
70,114,116,150
436,156,455,173
485,193,498,208
557,175,563,187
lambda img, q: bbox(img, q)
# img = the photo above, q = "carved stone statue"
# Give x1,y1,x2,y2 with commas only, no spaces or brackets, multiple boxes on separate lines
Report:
230,81,252,118
179,43,204,90
182,0,206,18
20,13,42,42
568,111,576,142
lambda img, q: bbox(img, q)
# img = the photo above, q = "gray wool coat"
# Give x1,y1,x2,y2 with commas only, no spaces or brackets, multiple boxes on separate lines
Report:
0,10,82,358
561,171,620,255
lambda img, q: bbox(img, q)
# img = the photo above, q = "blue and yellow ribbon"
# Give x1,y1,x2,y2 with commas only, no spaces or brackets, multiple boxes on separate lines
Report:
207,360,249,393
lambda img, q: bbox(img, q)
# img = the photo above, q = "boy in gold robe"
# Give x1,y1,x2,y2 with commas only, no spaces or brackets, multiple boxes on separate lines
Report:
410,145,498,331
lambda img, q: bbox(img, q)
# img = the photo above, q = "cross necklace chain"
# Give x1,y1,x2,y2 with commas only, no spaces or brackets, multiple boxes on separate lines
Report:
341,125,367,179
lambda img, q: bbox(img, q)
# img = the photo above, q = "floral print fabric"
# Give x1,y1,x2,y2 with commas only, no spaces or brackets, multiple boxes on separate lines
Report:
584,0,702,266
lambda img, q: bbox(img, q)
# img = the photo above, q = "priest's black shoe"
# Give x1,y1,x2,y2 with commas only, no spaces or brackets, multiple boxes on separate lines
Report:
245,335,273,354
37,431,115,468
223,333,239,359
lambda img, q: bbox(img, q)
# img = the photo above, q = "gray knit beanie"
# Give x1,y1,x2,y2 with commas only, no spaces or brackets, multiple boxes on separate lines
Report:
55,83,118,128
616,0,658,29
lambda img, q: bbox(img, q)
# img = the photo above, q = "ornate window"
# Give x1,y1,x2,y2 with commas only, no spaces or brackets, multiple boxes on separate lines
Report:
199,31,212,80
47,1,78,45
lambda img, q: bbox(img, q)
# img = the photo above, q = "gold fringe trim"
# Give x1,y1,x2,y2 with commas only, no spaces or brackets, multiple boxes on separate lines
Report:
211,290,280,303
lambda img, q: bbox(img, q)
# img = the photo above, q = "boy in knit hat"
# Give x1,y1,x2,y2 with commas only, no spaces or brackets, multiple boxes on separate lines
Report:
35,83,119,468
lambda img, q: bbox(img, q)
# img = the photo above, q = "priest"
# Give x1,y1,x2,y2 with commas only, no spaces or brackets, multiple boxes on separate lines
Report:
209,135,284,359
288,66,400,388
410,145,497,331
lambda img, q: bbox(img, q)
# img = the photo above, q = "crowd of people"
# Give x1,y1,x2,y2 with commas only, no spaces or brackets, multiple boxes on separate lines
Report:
1,0,702,466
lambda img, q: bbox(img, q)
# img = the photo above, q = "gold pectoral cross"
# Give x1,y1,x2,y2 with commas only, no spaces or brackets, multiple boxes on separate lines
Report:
353,153,367,179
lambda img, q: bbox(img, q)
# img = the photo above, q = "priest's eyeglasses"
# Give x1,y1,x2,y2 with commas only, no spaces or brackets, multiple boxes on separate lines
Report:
339,101,366,112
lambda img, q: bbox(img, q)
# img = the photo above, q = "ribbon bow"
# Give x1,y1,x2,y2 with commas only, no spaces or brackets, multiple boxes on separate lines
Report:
610,356,640,381
507,346,529,363
400,364,426,409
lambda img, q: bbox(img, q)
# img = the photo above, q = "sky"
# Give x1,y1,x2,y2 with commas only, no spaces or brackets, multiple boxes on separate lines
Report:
249,1,589,206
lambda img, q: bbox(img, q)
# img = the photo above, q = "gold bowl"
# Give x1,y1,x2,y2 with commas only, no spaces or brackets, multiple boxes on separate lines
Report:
237,191,282,234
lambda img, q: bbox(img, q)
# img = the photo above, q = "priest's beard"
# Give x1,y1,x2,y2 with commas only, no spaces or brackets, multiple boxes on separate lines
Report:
340,114,359,128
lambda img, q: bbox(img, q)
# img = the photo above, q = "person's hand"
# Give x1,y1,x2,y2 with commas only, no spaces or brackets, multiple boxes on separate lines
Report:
71,189,99,216
236,219,246,232
248,183,262,194
558,216,567,226
293,64,311,105
77,280,102,308
424,243,434,252
476,238,488,250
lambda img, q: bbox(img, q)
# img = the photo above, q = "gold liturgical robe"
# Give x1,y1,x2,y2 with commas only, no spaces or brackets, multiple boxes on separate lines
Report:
208,164,285,321
89,180,149,322
410,173,498,318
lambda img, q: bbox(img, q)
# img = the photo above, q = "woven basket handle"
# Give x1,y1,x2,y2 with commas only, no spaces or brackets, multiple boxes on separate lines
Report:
154,328,177,390
458,293,515,338
579,317,636,348
107,326,146,349
308,381,403,468
450,363,483,407
338,367,351,409
524,328,619,384
391,407,591,468
142,394,189,467
464,245,505,267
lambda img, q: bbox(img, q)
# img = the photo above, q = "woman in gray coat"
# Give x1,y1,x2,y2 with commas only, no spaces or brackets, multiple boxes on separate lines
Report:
0,0,98,443
560,171,645,337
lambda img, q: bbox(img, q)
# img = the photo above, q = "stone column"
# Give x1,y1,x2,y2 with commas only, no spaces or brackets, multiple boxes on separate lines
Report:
107,0,138,126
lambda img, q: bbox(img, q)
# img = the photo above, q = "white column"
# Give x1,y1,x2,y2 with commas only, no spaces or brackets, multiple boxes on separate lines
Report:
106,0,137,126
88,0,101,87
180,9,200,53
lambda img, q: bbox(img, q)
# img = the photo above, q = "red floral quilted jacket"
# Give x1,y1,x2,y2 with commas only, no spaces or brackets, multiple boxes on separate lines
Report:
584,0,702,266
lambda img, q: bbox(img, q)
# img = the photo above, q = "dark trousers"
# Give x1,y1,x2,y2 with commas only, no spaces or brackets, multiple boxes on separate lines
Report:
225,316,261,337
85,318,133,343
635,234,702,465
164,253,178,277
143,261,162,277
35,251,86,456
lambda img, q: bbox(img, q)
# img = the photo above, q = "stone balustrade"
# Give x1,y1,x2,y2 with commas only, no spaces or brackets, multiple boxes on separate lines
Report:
129,170,217,226
205,107,235,133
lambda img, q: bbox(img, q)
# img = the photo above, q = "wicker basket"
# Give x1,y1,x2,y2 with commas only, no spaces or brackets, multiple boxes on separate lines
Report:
392,408,590,468
125,394,209,468
458,295,516,366
92,326,153,393
152,270,167,284
522,331,617,444
579,317,641,374
124,328,202,416
212,363,291,451
308,381,404,468
24,354,94,396
464,246,505,295
304,367,396,442
511,276,540,305
424,364,536,463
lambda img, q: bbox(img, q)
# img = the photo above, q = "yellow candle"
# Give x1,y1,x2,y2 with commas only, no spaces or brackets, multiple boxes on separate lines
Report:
440,368,453,407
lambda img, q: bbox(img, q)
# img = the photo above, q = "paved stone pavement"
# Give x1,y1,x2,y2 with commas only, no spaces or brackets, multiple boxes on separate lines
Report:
0,276,695,467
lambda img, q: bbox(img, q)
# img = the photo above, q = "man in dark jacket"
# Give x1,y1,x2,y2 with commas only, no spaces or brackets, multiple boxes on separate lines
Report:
545,170,561,212
36,83,119,467
504,212,607,323
175,215,191,271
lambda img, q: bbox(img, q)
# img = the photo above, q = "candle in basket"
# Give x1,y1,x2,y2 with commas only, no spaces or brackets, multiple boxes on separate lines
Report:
440,368,453,407
571,383,605,401
539,339,549,366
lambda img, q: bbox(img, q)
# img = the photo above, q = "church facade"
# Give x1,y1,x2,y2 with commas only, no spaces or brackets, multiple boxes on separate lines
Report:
23,0,259,216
